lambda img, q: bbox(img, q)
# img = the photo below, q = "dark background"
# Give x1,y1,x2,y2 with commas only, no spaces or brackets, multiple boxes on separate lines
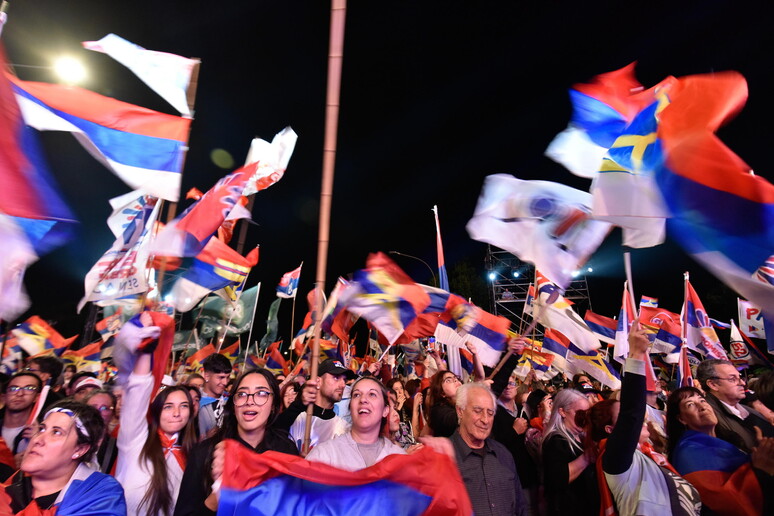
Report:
3,1,772,347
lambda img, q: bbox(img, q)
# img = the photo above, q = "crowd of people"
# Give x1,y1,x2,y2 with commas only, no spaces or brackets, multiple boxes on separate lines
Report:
1,317,773,515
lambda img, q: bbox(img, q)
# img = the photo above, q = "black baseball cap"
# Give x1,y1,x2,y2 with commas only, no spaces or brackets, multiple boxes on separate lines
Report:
318,358,355,379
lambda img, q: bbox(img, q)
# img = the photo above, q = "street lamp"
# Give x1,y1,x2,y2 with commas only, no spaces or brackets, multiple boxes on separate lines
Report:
388,251,437,286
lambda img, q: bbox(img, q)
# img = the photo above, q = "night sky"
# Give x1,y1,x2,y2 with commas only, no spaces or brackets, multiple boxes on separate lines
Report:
4,1,772,344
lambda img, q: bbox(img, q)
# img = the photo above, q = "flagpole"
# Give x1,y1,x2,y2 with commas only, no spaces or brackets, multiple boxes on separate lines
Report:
241,283,262,373
302,0,347,457
288,261,303,355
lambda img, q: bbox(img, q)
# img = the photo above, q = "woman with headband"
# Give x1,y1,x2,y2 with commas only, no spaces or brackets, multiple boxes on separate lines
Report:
0,400,126,515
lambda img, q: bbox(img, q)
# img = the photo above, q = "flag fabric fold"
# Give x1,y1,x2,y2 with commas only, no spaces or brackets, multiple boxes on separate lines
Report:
218,440,473,516
83,33,199,116
276,264,302,299
79,192,161,311
467,174,611,288
8,73,190,201
170,237,259,312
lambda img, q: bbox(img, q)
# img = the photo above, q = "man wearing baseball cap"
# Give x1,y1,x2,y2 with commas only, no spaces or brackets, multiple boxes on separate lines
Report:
275,359,353,451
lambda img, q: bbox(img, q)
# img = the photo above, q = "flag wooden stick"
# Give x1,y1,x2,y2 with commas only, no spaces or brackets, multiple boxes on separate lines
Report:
302,0,347,456
623,252,640,319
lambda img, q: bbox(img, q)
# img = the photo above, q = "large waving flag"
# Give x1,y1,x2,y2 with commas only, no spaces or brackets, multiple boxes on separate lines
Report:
321,278,359,344
218,441,473,516
83,34,199,116
169,237,259,312
61,341,103,373
11,316,75,356
567,345,622,390
0,215,37,321
433,205,450,291
532,271,601,353
684,279,728,359
338,253,431,346
737,298,766,339
583,310,617,345
444,301,511,367
79,191,161,311
651,72,774,319
8,73,190,201
467,174,611,288
276,264,302,299
639,305,682,354
1,45,76,254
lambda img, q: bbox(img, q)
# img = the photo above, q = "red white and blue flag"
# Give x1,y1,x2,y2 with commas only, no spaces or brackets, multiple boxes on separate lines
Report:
583,311,618,345
684,280,728,359
276,264,302,299
170,238,259,312
218,440,473,516
8,73,190,201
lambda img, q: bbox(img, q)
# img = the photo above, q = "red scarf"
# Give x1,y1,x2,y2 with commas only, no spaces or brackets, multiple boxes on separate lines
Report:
158,431,186,471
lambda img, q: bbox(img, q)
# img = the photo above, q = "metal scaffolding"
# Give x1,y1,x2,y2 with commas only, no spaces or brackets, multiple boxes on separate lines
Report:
485,245,593,337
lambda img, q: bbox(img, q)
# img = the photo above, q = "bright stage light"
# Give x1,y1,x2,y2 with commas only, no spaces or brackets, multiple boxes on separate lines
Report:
513,271,520,278
571,270,580,278
488,272,496,281
54,57,86,84
587,267,593,273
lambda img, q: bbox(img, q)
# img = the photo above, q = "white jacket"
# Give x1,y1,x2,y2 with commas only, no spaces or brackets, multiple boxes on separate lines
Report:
306,431,406,471
115,373,184,516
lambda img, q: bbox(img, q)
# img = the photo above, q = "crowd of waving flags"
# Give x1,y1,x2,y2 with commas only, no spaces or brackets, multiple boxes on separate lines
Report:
3,21,774,511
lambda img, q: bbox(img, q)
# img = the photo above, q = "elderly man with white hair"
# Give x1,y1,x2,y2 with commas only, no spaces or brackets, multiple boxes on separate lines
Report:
448,382,527,516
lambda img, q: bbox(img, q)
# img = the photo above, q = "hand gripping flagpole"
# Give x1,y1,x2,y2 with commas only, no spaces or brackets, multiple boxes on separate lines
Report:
302,0,347,456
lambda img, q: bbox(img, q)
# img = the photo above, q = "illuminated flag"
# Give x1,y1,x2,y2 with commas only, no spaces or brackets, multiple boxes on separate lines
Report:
338,253,431,346
533,271,601,353
321,278,359,344
83,34,199,116
567,344,622,390
639,306,682,354
79,192,161,311
433,205,450,291
683,280,728,359
541,328,570,370
446,301,511,368
276,264,302,299
218,441,473,516
640,296,658,309
737,298,766,339
170,237,259,312
583,311,617,345
467,174,611,288
0,215,37,321
8,73,190,201
199,285,260,339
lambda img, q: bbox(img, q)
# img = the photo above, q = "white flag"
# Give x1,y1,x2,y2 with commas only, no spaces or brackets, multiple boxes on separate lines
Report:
78,193,161,311
83,34,199,116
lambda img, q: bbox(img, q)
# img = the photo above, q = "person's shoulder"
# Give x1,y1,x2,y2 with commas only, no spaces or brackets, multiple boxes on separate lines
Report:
383,438,407,455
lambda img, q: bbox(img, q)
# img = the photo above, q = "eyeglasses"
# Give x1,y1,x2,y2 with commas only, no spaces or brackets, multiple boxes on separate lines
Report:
7,385,39,394
23,367,41,373
233,390,272,407
711,375,745,385
92,405,115,413
443,375,462,385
